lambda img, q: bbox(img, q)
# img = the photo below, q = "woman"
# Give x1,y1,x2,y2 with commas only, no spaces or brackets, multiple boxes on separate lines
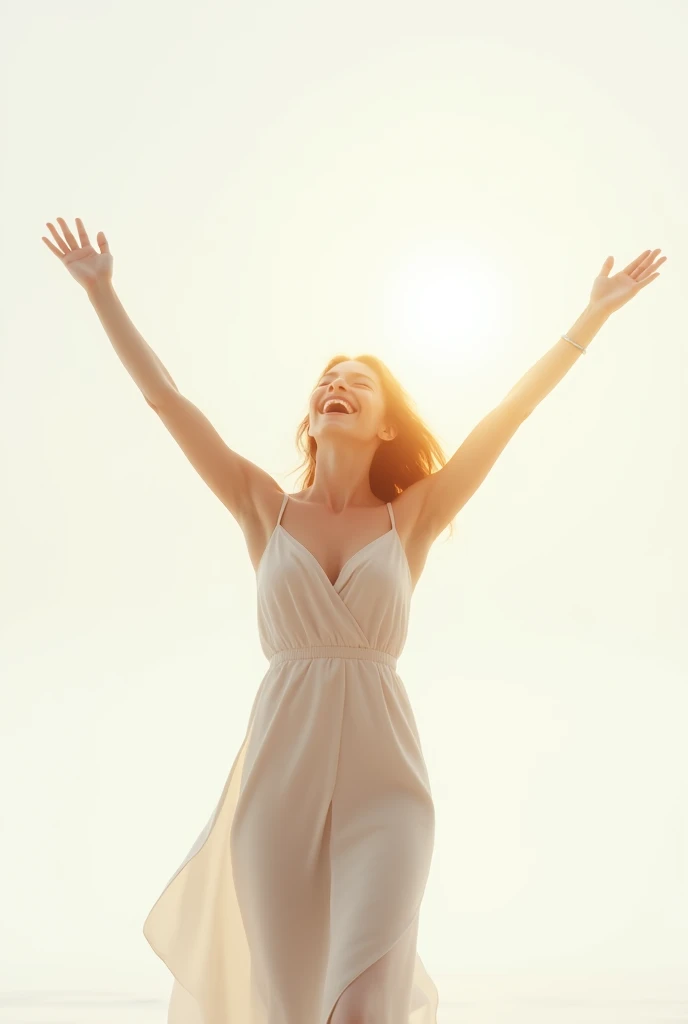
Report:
43,217,665,1024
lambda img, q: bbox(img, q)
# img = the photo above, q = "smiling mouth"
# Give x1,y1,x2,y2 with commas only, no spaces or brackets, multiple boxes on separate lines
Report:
321,399,356,415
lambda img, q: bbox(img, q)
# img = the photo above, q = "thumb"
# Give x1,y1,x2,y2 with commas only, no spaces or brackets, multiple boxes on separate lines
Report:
97,230,110,254
599,255,613,277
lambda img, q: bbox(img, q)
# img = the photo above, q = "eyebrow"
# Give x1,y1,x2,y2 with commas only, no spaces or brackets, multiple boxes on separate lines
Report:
319,371,376,385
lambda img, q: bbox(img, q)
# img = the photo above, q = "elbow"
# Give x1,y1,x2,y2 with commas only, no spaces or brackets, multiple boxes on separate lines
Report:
144,384,179,413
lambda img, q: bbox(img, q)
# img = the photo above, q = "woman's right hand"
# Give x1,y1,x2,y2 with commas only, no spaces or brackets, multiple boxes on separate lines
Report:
42,217,113,293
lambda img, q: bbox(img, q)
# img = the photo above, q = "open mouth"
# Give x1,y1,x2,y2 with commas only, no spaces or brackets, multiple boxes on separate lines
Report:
321,398,356,415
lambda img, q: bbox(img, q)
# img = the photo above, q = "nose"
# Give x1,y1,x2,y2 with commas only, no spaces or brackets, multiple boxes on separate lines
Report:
322,378,350,401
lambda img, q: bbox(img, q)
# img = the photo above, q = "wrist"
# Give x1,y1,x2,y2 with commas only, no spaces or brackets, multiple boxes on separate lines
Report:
583,301,613,326
564,303,612,352
86,277,115,303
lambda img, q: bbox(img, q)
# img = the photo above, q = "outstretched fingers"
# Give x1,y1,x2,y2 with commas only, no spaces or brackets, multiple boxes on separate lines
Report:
44,221,70,256
623,249,652,275
56,216,79,250
630,248,664,278
41,234,65,258
636,269,662,291
74,217,92,248
42,216,96,259
637,252,667,285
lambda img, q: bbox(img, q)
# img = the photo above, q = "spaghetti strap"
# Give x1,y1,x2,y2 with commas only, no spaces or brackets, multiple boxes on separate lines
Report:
386,500,396,531
276,491,290,527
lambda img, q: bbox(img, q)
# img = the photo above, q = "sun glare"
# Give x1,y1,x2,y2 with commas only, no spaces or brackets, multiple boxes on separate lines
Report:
382,240,506,365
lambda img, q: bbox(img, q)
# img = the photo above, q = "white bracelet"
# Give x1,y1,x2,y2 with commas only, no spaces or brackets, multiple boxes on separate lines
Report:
562,333,586,354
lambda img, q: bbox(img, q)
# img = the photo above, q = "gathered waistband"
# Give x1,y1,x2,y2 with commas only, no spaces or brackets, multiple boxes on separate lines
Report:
269,644,397,669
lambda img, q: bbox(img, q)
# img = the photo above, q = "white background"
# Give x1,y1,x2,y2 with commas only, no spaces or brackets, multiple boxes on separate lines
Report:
1,0,686,1017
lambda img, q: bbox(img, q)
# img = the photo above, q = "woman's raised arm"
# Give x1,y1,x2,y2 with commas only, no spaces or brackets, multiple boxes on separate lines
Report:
42,216,177,405
42,216,280,527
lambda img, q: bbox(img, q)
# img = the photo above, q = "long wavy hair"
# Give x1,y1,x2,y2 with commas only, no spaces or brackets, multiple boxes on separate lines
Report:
288,353,455,540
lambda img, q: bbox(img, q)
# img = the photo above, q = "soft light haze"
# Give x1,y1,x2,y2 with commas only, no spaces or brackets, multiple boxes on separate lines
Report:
2,0,687,1020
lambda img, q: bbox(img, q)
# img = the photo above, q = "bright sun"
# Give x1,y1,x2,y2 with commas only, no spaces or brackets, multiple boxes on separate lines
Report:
381,239,508,365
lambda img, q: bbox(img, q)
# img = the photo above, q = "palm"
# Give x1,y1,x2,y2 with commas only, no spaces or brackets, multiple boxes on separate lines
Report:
589,248,666,314
42,216,113,290
63,242,112,285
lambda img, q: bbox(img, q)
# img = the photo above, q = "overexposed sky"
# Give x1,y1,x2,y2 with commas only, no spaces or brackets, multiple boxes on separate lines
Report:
2,0,687,999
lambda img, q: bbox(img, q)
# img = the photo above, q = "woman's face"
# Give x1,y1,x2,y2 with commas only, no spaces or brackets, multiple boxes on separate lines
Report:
307,360,392,443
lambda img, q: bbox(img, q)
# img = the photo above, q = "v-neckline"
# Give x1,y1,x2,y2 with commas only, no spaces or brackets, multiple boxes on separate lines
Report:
278,524,396,590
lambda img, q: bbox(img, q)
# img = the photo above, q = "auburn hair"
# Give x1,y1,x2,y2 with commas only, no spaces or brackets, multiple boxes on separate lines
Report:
288,353,455,540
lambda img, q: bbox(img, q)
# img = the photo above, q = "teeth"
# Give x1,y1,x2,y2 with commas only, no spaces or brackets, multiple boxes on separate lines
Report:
322,398,355,414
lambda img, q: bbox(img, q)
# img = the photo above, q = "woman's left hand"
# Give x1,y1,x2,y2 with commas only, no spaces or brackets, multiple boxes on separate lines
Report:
589,248,667,315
